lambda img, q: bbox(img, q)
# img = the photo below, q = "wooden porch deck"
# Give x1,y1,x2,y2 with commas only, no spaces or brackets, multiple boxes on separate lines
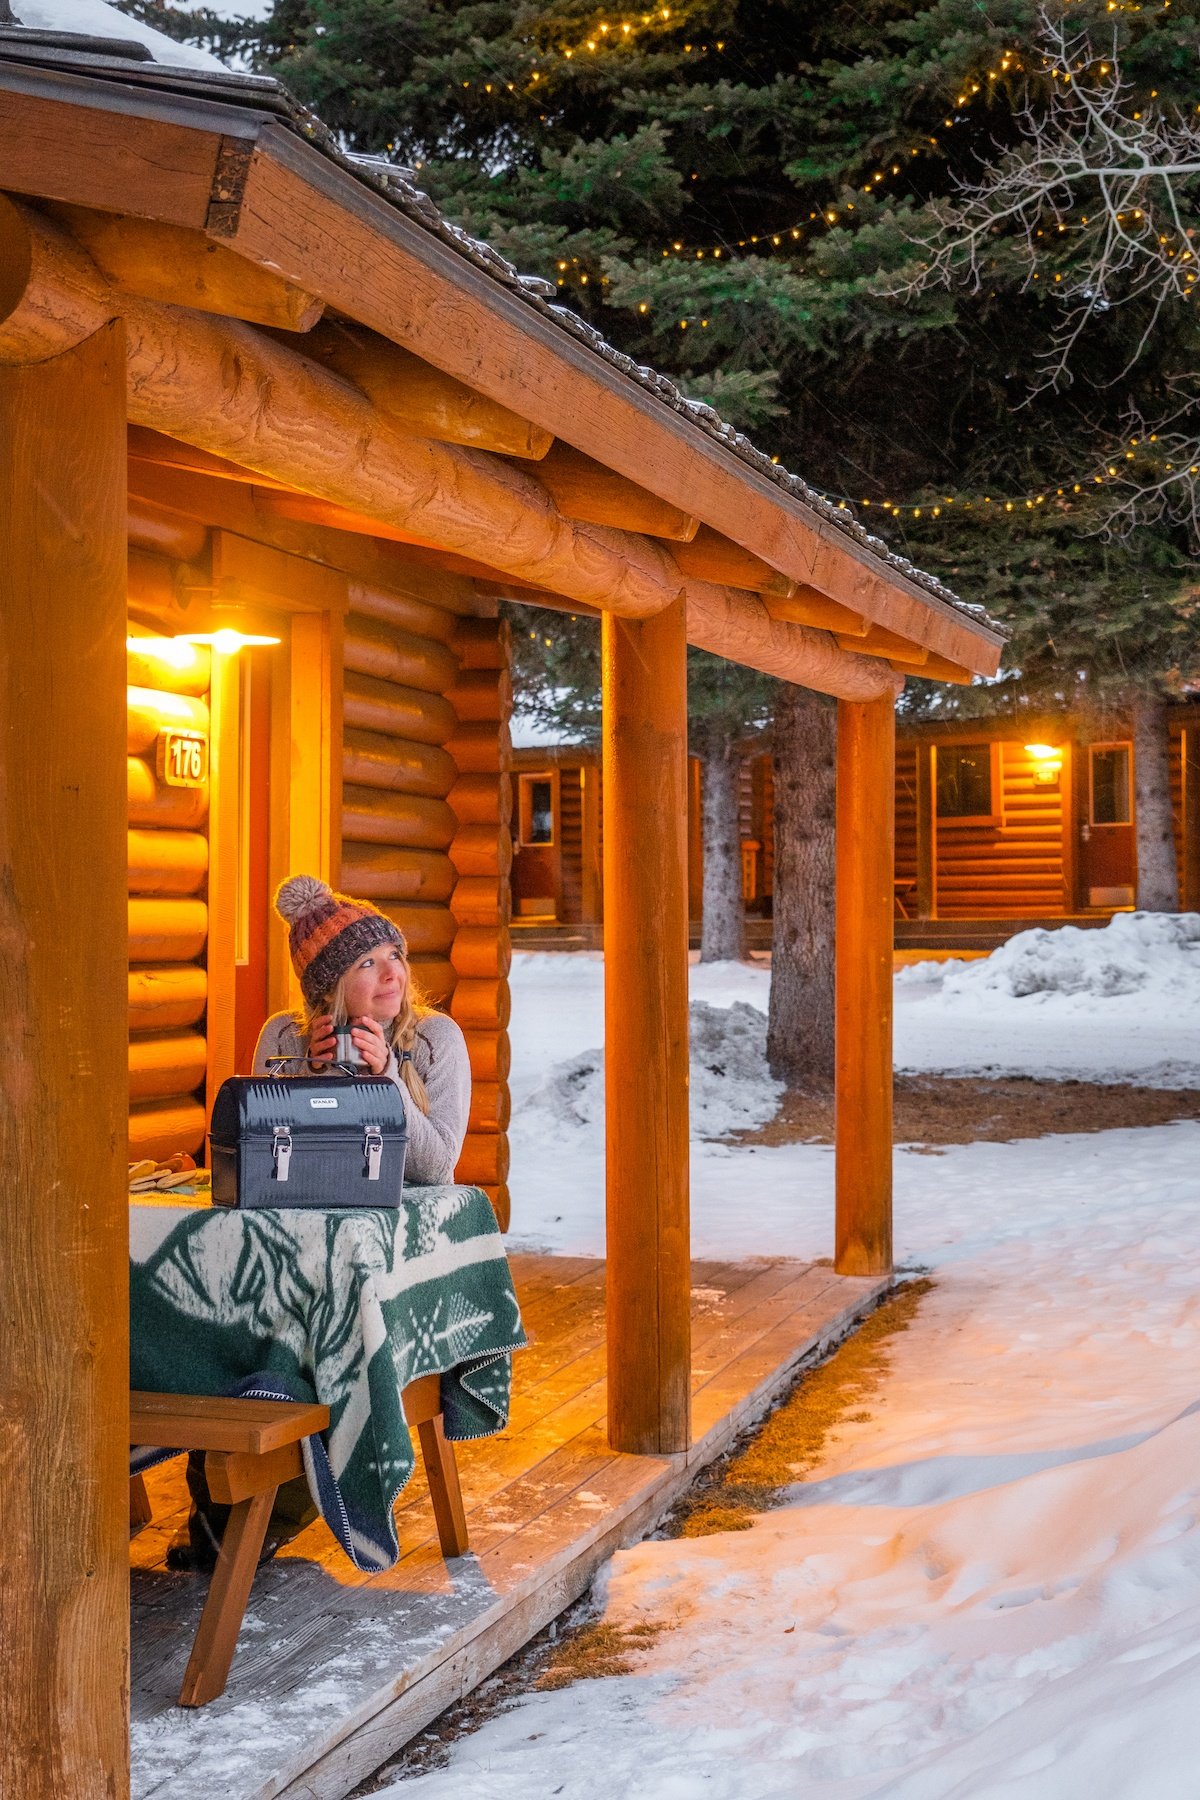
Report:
130,1253,888,1800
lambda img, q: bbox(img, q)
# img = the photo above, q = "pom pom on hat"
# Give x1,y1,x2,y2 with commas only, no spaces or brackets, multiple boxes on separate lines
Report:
275,874,333,924
273,872,406,1008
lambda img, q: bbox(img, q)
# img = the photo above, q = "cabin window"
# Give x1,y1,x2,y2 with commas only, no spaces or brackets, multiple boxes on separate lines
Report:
1090,744,1132,825
520,774,555,846
936,743,993,819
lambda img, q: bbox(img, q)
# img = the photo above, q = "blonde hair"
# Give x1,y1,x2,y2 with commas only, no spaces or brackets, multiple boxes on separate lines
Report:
302,954,433,1115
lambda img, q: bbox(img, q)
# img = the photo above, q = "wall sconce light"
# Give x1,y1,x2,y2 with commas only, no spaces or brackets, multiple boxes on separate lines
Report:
177,630,281,654
1024,743,1063,787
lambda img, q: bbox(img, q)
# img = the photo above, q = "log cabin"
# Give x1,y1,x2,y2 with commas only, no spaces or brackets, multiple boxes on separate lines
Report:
0,6,1008,1795
512,704,1200,949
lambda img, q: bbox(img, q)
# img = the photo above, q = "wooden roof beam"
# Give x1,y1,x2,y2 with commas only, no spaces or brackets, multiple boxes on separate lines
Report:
672,525,793,597
44,204,324,333
520,442,700,543
0,200,895,701
889,652,973,685
762,585,870,637
837,626,930,663
302,322,553,460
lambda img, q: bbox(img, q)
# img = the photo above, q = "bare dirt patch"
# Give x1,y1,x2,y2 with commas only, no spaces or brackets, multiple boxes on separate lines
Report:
667,1276,933,1539
735,1075,1200,1150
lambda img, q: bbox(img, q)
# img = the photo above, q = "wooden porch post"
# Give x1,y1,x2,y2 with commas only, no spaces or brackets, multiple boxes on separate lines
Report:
915,741,936,920
0,324,130,1797
602,600,691,1455
835,693,895,1277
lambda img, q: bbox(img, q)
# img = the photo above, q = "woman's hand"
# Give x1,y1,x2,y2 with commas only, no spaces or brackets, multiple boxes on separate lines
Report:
350,1015,390,1076
307,1012,337,1066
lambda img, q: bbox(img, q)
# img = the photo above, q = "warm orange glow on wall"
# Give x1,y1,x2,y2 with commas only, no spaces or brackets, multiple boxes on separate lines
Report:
178,630,281,654
1024,743,1063,786
126,635,203,671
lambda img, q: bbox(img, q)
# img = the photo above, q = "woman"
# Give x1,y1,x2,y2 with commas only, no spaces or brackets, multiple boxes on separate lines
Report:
254,874,471,1186
170,876,471,1572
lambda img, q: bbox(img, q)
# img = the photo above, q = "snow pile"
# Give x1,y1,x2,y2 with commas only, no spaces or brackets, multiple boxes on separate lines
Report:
383,1119,1200,1800
899,910,1200,1003
11,0,230,67
521,1000,782,1143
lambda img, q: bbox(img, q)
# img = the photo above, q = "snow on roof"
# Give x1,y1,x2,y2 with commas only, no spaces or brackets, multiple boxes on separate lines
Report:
7,0,226,68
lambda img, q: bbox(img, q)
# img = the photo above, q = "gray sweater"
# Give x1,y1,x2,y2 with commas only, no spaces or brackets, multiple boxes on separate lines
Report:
252,1010,472,1186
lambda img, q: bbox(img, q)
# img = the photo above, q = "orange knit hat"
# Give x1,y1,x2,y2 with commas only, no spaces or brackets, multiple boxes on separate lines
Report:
274,875,406,1008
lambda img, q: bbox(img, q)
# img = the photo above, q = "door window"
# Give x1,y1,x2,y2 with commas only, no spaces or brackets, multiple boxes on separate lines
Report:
1090,744,1132,825
520,774,555,846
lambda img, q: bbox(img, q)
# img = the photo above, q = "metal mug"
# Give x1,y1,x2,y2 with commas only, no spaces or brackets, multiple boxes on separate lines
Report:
332,1029,366,1070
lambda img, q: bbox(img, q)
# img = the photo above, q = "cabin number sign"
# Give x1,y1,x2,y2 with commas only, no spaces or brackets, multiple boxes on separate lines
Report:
157,728,209,788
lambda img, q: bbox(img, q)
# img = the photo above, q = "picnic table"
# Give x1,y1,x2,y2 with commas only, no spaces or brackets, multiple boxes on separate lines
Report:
129,1185,526,1573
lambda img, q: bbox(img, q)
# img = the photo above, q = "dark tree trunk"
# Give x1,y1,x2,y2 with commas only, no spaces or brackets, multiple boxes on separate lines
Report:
699,736,745,962
1131,690,1180,911
767,685,837,1090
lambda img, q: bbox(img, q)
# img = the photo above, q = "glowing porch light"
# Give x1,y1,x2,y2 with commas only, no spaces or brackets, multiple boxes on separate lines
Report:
178,630,282,654
126,635,202,670
1024,743,1063,785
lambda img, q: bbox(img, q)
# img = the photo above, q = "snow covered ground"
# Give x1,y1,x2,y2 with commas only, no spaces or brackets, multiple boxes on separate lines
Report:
374,918,1200,1797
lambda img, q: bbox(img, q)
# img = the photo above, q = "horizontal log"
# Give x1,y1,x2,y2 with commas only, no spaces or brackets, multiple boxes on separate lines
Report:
526,441,699,542
451,666,512,725
463,1029,512,1085
129,963,208,1032
448,774,511,826
451,926,513,980
128,1097,206,1161
332,849,454,904
129,426,293,493
407,958,455,1004
127,686,209,752
127,551,213,661
454,1131,510,1188
53,206,323,331
344,618,459,696
128,496,207,562
128,828,208,896
687,587,902,702
341,787,456,851
452,617,508,671
127,757,208,829
467,1082,511,1135
889,653,973,685
450,978,512,1031
450,824,513,880
447,722,505,775
307,324,553,459
450,876,509,924
128,1029,208,1102
342,728,456,798
129,897,208,962
672,525,792,597
762,587,869,636
344,671,457,746
348,580,459,644
838,627,928,663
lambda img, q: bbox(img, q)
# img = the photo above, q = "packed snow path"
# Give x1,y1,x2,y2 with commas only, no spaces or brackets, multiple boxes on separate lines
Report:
375,922,1200,1796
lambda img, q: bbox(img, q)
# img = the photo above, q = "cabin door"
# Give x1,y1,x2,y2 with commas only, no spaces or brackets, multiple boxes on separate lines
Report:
233,649,275,1073
512,770,559,919
1081,741,1136,908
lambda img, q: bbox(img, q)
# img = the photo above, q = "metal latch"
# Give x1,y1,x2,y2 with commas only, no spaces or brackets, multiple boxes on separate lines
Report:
364,1128,384,1182
272,1125,292,1182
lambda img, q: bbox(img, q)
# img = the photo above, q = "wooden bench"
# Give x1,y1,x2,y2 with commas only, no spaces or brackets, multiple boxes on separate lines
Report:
130,1374,469,1707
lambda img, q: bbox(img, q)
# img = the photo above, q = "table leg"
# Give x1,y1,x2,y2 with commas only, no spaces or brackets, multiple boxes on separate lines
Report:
129,1474,152,1532
416,1414,469,1558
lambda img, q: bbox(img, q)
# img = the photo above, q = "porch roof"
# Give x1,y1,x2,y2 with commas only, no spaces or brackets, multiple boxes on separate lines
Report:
0,3,1006,689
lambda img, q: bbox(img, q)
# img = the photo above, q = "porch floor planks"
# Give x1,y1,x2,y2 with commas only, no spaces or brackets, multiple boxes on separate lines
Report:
131,1253,888,1800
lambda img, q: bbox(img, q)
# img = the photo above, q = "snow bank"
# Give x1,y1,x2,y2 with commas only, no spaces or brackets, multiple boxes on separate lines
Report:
12,0,230,66
383,1119,1200,1800
522,1001,782,1143
899,910,1200,1002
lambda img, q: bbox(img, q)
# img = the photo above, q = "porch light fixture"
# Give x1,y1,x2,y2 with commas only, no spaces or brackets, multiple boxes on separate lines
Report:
177,630,281,654
1024,743,1063,786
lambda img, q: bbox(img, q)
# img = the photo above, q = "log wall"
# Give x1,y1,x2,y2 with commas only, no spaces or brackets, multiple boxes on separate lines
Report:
934,742,1065,919
126,623,212,1160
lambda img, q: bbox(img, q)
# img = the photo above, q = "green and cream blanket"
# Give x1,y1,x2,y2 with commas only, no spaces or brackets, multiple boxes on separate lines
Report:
129,1187,525,1571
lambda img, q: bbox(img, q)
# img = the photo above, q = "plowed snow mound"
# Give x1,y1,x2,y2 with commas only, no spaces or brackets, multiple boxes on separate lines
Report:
521,1000,781,1141
899,910,1200,1002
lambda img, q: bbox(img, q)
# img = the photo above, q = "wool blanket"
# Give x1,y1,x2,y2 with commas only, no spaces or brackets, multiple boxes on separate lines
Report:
129,1187,525,1572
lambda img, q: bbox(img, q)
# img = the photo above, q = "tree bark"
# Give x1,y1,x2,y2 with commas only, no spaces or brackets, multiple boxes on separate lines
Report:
1131,690,1180,911
767,686,838,1090
699,737,745,962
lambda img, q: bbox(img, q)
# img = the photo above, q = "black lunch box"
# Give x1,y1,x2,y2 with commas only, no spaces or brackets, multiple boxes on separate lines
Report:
209,1074,408,1210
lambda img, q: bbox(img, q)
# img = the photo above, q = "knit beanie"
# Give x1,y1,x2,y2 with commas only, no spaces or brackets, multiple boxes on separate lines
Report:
274,875,406,1009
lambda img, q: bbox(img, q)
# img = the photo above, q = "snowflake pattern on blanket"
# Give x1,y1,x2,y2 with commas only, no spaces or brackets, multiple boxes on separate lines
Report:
129,1186,525,1571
